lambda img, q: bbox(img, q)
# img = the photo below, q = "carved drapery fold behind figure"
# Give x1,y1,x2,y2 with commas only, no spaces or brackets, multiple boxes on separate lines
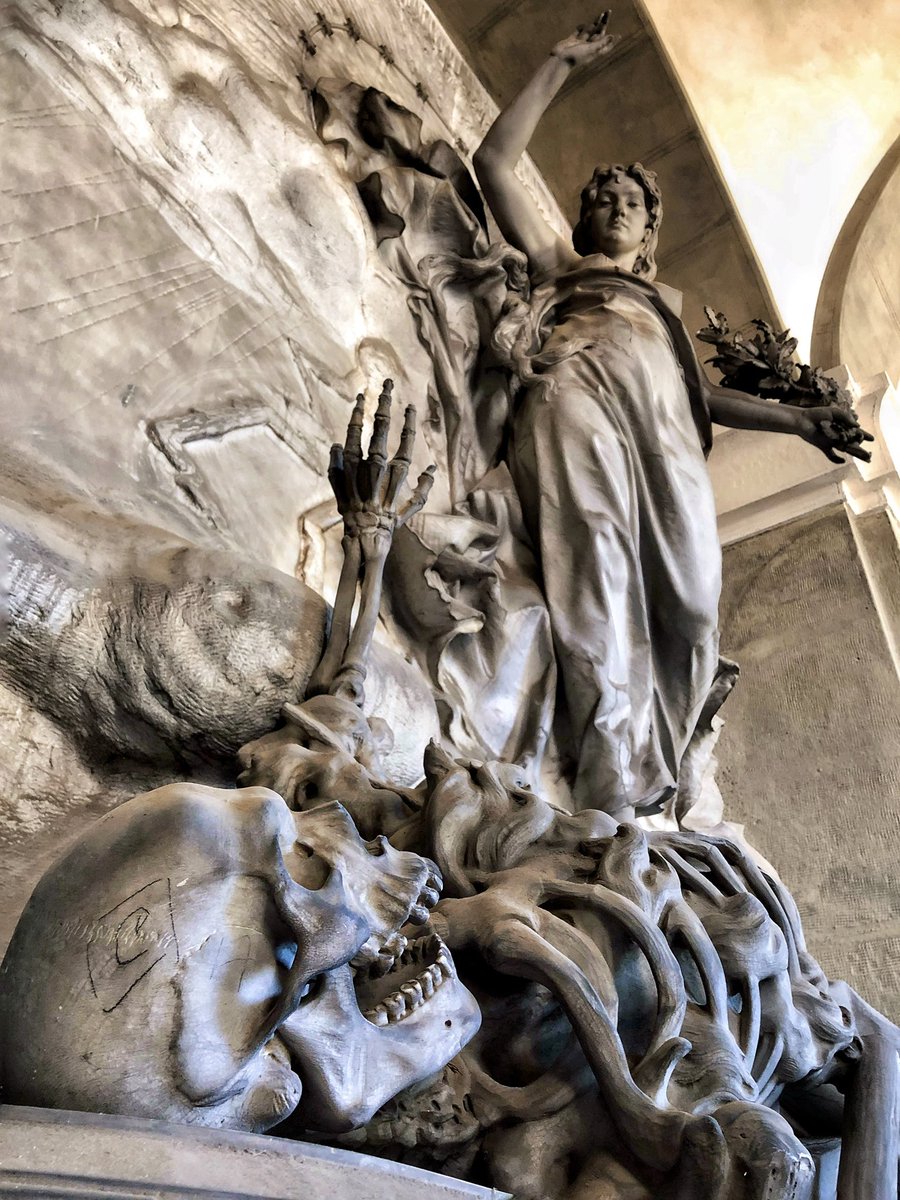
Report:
313,78,558,782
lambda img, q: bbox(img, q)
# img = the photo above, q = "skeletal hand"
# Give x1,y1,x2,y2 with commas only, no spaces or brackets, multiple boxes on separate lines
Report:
328,380,435,541
551,11,618,68
795,403,874,465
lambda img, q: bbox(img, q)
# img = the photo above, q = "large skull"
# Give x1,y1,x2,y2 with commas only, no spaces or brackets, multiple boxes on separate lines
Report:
0,783,480,1133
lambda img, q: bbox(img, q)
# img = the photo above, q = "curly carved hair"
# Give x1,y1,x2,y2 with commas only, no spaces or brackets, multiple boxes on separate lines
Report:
571,162,663,279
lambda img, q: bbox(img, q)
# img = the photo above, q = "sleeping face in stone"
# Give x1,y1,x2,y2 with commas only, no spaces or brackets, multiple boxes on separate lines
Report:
0,783,480,1134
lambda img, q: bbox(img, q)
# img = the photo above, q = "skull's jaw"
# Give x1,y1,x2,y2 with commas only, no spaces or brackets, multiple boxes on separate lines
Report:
278,935,481,1133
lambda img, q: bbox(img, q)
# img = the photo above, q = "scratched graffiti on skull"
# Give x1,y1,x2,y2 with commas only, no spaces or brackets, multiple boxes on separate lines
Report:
86,878,180,1013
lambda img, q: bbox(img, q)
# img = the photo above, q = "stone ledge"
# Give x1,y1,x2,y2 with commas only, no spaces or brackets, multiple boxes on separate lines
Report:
0,1105,509,1200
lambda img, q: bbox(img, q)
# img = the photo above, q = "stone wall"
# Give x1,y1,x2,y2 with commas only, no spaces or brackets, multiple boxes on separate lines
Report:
718,504,900,1020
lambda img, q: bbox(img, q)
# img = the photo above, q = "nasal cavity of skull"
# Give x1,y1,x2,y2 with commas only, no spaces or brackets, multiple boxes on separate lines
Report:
299,974,325,1005
291,841,331,889
274,939,325,1005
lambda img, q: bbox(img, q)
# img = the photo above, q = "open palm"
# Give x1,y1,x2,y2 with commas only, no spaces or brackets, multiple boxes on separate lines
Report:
551,12,618,68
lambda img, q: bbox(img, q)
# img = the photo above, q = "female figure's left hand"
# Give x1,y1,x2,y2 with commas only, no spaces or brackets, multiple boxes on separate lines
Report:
793,404,874,464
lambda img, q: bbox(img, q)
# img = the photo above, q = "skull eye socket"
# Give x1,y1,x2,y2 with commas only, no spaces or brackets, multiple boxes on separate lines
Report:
275,941,298,970
292,841,332,890
298,974,325,1004
365,836,389,857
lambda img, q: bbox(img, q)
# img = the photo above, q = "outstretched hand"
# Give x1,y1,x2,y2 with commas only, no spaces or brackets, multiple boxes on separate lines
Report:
328,380,435,537
795,404,874,465
551,11,619,68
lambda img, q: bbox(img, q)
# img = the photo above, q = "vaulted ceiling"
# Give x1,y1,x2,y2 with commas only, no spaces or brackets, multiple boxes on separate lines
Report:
426,0,781,350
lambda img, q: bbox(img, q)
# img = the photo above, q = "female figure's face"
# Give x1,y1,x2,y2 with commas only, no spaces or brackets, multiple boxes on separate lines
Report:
588,174,650,268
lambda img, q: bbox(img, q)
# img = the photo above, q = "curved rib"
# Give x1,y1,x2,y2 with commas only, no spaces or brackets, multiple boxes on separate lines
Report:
485,916,691,1172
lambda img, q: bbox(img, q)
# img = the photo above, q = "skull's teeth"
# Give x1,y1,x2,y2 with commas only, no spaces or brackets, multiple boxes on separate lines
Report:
401,980,423,1009
399,941,419,966
384,993,405,1021
363,954,451,1025
357,932,409,977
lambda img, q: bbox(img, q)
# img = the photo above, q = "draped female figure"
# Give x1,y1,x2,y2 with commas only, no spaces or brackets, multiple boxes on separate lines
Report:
474,13,869,816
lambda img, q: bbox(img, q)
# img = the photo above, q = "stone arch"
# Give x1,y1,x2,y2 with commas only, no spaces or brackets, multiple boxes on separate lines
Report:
811,134,900,382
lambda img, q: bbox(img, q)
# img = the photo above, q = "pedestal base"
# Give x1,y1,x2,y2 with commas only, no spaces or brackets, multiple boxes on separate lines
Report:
0,1105,509,1199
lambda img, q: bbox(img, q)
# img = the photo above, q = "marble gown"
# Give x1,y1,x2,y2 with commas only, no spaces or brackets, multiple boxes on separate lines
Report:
507,260,721,815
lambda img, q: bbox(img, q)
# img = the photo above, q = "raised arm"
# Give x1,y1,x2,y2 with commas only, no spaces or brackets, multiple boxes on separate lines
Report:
473,14,618,276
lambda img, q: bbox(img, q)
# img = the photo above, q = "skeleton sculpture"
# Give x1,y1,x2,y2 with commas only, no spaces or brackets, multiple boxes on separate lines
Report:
2,384,897,1200
239,380,434,844
0,386,481,1135
333,748,899,1200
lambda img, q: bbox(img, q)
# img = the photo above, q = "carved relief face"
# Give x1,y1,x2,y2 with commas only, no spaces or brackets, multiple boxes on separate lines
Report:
0,784,479,1134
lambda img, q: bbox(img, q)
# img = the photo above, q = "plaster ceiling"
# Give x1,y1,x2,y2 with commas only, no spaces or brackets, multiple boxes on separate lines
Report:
426,0,781,358
644,0,900,362
426,0,900,365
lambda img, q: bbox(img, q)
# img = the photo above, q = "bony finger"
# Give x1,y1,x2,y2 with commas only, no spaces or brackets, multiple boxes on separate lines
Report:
397,465,436,526
367,379,393,464
327,443,350,512
862,429,875,442
847,444,873,463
